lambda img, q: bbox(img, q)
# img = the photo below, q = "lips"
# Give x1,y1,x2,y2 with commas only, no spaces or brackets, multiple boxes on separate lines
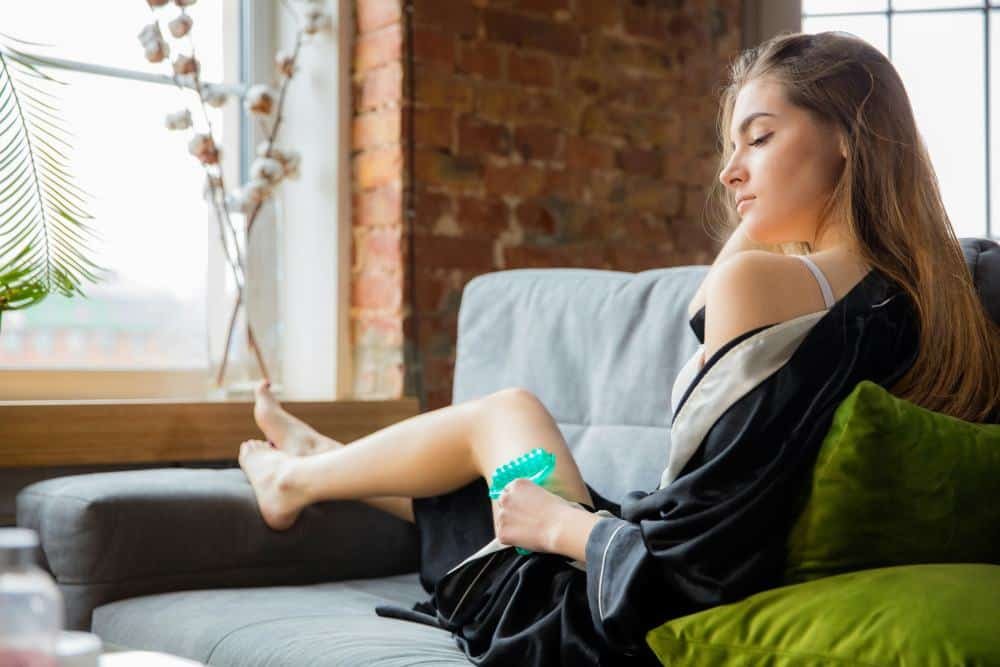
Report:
736,196,755,213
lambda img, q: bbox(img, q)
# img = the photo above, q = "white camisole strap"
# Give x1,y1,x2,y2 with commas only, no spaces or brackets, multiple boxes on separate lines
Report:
794,255,835,309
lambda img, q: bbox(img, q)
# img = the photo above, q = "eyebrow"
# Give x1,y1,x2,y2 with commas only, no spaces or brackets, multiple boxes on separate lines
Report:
730,112,777,146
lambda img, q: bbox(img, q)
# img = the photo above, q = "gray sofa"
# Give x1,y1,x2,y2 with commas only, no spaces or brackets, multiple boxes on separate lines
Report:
16,237,1000,665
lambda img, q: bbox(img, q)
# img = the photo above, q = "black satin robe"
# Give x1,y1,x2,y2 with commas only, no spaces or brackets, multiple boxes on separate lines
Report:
375,266,920,666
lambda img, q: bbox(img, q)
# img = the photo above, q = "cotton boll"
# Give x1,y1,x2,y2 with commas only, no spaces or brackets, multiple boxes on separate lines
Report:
276,50,296,78
188,134,219,165
137,23,164,46
282,149,301,168
169,14,193,38
173,54,199,76
265,147,286,166
251,157,284,185
264,148,301,180
138,23,171,63
165,109,192,130
245,84,276,115
144,41,170,63
187,133,209,154
201,83,228,108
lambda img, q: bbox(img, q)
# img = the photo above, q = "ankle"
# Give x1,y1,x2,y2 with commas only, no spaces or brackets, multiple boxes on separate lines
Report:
274,459,302,498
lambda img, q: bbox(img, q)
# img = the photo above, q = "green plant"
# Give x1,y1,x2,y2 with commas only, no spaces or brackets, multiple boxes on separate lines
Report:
0,35,107,335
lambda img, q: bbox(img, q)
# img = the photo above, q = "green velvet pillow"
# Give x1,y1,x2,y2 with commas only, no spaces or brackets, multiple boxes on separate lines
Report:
646,563,1000,666
784,379,1000,584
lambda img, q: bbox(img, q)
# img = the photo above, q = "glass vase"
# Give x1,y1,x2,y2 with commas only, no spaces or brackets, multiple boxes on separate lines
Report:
206,193,283,400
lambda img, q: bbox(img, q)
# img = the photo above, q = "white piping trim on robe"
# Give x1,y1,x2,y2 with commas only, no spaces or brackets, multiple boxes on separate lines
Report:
597,522,628,620
663,308,829,489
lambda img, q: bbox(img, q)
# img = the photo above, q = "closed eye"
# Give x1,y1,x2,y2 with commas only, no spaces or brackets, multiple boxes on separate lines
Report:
729,132,773,151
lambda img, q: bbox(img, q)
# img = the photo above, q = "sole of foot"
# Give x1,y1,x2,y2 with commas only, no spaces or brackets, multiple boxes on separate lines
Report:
238,439,306,531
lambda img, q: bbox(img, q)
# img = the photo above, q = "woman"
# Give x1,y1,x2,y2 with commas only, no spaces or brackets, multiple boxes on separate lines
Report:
238,31,1000,666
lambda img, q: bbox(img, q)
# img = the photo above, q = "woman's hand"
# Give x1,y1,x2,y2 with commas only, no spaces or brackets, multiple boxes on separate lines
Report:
492,477,573,554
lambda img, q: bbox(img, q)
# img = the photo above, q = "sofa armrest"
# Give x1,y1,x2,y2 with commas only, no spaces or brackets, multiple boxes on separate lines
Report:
16,467,420,630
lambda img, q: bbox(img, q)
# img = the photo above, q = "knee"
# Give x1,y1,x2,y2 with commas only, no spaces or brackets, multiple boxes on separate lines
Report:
481,387,546,416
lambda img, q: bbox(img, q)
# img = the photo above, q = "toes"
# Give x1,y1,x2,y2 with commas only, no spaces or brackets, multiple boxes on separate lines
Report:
240,440,267,457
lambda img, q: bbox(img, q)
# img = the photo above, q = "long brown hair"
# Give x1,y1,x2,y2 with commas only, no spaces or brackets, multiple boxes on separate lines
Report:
706,30,1000,423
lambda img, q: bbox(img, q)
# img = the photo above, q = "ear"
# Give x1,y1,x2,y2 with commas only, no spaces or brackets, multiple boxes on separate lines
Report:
837,133,848,160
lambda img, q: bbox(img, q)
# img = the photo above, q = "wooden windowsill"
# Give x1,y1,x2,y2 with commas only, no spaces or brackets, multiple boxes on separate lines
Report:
0,397,422,468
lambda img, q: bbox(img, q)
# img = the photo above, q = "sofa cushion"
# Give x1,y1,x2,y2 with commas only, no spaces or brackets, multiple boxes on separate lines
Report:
17,467,421,631
646,563,1000,666
92,573,468,666
784,380,1000,584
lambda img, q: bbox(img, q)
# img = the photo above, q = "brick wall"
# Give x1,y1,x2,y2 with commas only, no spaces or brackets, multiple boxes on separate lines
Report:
352,0,742,410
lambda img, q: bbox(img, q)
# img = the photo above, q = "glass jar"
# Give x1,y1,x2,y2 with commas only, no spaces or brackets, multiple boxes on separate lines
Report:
206,192,284,399
0,528,64,667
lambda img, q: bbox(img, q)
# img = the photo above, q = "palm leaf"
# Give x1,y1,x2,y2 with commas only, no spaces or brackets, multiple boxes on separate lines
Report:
0,41,108,334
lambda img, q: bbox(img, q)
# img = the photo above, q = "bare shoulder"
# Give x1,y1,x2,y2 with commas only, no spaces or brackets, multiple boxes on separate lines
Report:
702,251,820,363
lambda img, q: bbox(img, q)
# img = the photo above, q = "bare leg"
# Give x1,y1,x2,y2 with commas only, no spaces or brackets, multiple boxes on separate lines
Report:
252,381,415,523
239,387,594,531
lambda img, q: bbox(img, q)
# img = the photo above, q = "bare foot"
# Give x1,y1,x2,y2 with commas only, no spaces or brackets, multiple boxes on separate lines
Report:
238,439,311,531
253,381,342,456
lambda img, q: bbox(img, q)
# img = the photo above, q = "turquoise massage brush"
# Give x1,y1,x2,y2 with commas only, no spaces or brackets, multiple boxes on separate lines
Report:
488,447,557,555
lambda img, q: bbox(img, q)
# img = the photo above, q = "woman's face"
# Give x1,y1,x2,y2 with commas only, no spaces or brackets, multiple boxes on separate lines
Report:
719,77,848,250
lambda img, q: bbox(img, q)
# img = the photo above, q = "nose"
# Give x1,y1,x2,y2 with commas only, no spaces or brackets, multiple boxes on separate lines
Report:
718,153,745,190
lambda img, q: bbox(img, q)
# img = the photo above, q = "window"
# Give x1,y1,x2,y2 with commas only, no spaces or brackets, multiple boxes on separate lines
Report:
0,1,242,398
802,0,1000,241
0,1,351,402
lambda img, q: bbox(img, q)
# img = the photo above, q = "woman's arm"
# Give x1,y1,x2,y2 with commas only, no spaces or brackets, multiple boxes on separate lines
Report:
688,224,771,319
548,504,603,563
